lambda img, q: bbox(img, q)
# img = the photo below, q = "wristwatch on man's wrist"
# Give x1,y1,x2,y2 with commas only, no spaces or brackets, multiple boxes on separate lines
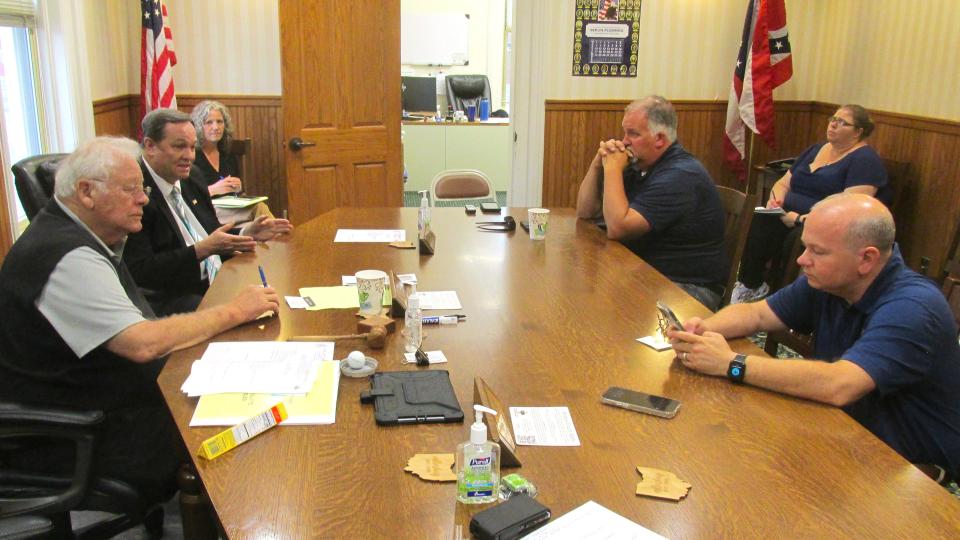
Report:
727,354,747,383
794,214,804,227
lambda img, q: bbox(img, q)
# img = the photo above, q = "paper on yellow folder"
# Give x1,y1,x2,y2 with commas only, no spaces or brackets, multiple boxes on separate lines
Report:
190,360,341,426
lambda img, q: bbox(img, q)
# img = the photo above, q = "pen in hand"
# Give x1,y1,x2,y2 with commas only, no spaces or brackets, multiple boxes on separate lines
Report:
258,265,268,287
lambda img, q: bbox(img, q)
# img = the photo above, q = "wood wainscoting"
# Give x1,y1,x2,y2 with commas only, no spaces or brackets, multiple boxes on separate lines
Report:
543,99,960,276
92,94,287,214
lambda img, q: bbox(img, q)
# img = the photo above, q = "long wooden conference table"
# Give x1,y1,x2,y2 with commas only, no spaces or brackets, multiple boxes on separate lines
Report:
158,208,960,538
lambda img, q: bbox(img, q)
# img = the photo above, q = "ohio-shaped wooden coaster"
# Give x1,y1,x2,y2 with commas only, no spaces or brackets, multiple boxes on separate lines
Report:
635,466,691,501
404,453,456,482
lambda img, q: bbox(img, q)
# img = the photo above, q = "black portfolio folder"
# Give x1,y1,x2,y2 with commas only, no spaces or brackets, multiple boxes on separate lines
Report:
360,370,464,425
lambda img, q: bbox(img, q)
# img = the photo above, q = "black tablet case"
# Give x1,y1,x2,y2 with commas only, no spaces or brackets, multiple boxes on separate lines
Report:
360,370,464,425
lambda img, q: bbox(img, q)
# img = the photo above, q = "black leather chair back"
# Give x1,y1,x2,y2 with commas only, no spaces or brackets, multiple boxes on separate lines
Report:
12,153,69,221
444,75,491,112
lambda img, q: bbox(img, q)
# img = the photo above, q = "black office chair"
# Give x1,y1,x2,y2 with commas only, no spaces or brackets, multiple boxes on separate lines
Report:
0,516,55,540
444,75,491,113
11,154,68,221
0,402,164,539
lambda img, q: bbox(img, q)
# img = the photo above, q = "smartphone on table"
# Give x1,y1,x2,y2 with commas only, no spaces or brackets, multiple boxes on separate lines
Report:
480,201,500,213
601,387,681,419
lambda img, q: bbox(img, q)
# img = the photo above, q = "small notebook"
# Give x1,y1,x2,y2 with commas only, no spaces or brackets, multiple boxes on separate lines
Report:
754,206,786,215
360,370,464,425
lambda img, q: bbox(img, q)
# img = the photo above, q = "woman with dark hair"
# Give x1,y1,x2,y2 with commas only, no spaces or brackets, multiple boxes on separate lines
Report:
731,104,889,304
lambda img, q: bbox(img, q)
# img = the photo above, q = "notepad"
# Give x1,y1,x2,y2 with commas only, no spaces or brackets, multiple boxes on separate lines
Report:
298,285,393,310
754,206,785,215
212,196,268,208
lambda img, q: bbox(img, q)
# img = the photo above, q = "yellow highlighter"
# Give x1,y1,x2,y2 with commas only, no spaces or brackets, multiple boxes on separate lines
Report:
198,402,288,460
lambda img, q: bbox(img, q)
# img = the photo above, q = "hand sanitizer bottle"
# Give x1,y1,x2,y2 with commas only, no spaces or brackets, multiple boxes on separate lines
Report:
456,405,501,504
417,190,431,239
404,293,422,353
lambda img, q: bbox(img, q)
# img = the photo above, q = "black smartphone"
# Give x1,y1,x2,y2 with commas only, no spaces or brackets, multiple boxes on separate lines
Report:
480,201,500,213
601,387,681,418
656,300,683,331
465,204,477,215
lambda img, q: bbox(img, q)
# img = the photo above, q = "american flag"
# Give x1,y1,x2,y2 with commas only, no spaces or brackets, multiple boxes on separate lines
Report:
723,0,792,179
140,0,178,135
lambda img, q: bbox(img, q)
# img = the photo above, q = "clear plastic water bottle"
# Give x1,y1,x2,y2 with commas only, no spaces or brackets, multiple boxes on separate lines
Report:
404,293,422,353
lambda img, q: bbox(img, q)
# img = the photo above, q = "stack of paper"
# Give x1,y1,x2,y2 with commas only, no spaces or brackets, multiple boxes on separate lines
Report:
334,229,406,242
181,342,333,396
523,501,666,539
183,342,341,427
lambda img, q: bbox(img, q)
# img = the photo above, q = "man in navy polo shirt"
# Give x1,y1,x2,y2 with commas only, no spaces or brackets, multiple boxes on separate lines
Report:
669,193,960,482
576,95,728,310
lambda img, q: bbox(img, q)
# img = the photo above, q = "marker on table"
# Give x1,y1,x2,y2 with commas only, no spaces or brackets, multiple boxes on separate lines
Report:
258,265,268,287
422,314,466,325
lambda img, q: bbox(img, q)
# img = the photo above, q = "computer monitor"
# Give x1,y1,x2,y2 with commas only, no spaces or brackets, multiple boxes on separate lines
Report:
402,76,437,113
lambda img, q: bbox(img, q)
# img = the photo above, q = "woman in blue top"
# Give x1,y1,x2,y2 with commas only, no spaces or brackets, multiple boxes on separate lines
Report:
731,104,888,304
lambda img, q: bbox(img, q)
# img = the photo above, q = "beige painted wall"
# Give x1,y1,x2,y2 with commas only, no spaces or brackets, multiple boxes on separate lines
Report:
804,0,959,120
84,0,138,100
400,0,507,111
83,0,960,120
537,0,959,121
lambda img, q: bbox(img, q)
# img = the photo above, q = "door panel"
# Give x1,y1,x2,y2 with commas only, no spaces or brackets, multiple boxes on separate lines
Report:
281,0,402,224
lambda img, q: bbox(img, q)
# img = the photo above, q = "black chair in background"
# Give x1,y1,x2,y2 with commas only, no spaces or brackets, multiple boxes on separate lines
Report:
11,154,68,221
444,75,491,113
0,516,55,539
0,402,164,539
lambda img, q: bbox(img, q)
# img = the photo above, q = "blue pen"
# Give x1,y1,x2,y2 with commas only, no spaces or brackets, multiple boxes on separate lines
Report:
258,265,268,287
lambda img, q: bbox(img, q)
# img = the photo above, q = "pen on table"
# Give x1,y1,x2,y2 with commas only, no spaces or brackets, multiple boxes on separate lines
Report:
422,315,466,325
258,265,268,287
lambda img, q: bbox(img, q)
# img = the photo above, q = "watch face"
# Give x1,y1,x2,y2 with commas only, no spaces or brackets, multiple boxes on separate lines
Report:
728,355,747,382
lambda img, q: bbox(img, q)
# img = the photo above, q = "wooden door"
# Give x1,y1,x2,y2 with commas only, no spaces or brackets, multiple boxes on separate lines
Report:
279,0,403,224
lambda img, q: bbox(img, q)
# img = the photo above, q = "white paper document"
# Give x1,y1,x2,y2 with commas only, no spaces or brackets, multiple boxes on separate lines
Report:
636,335,672,351
397,273,418,284
285,296,310,309
523,500,666,540
334,229,406,242
181,342,335,396
754,206,786,215
509,406,581,446
416,291,462,310
403,350,448,364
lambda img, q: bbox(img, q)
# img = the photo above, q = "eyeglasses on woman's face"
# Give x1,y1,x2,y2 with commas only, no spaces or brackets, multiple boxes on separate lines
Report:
829,116,855,128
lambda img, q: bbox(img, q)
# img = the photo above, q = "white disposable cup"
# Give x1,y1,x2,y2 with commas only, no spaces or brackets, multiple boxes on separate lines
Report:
528,208,550,240
355,269,387,315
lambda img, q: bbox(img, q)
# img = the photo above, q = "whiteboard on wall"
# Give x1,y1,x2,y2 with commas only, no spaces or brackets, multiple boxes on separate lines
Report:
401,13,470,66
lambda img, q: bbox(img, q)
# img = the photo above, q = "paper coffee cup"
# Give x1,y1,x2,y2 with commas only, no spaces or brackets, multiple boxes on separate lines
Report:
355,270,387,315
528,208,550,240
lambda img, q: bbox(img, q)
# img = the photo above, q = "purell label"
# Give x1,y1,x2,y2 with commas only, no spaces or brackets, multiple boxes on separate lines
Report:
469,456,491,466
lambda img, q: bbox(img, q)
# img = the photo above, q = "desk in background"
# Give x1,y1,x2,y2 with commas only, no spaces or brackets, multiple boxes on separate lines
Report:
402,120,511,192
158,208,960,538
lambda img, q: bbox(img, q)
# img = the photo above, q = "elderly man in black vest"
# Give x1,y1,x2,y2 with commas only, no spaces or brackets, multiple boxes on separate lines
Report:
0,136,279,507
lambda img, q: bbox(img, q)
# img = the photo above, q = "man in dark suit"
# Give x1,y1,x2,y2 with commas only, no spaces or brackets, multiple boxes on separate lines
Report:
124,109,291,315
